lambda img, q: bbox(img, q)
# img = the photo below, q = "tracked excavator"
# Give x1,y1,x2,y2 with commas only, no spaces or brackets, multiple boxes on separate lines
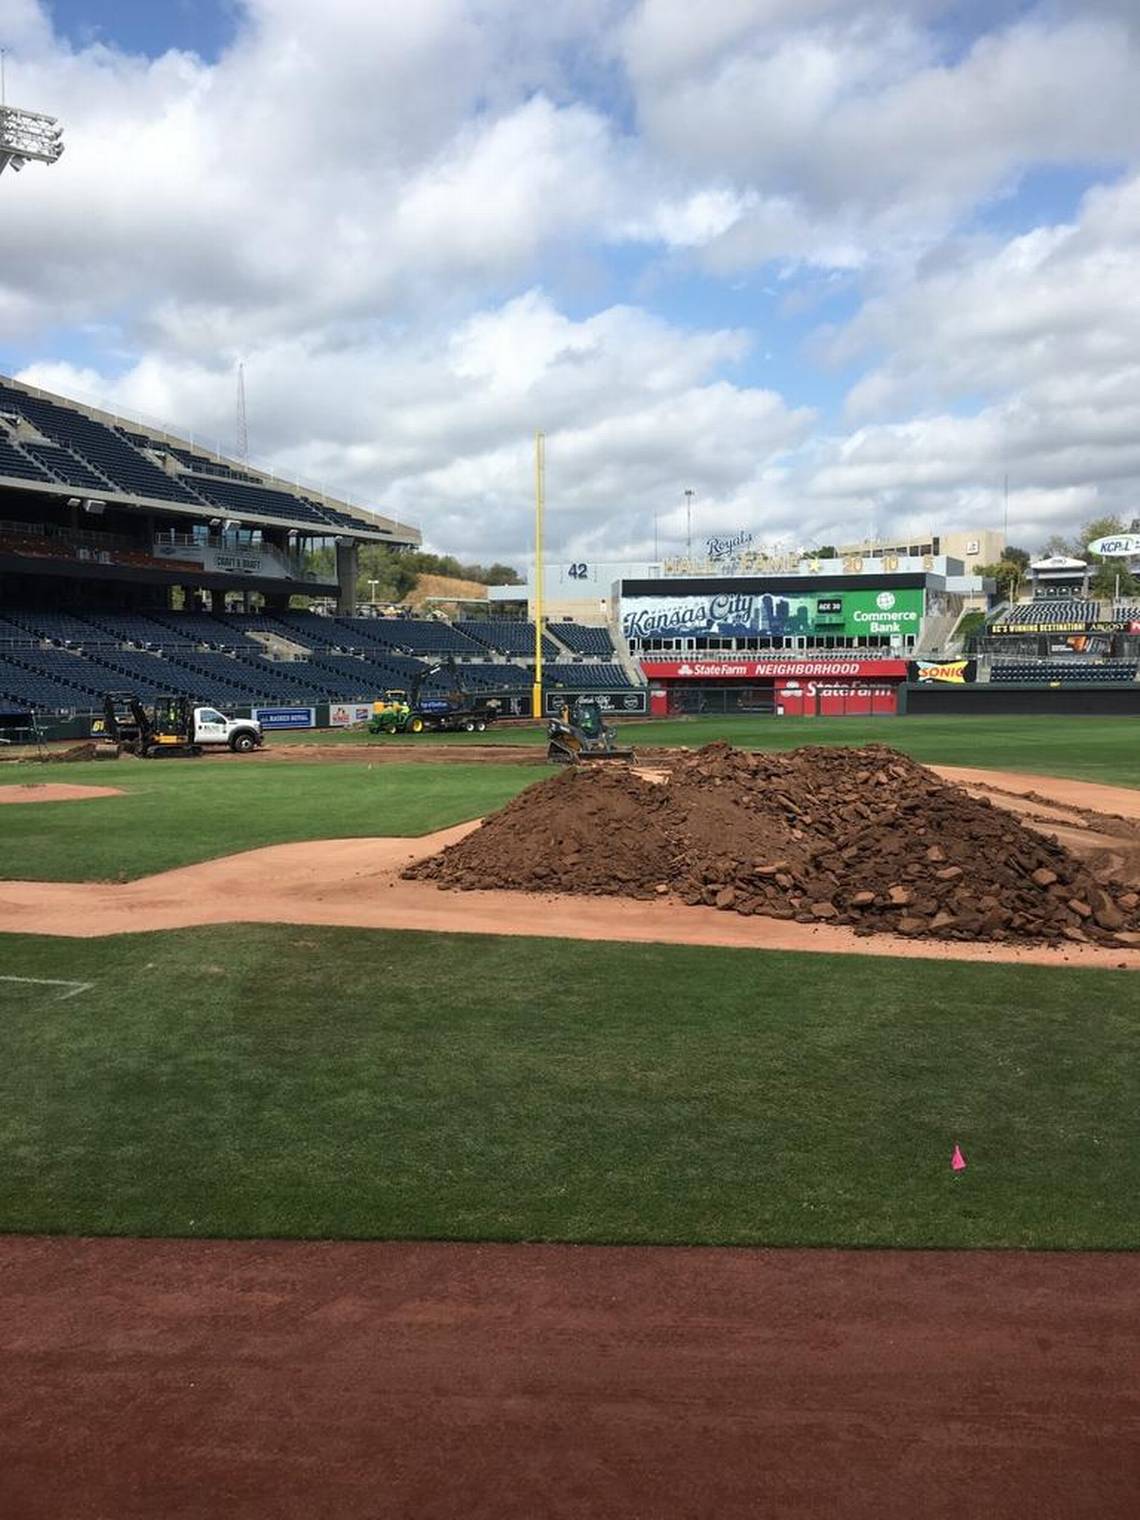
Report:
547,697,635,764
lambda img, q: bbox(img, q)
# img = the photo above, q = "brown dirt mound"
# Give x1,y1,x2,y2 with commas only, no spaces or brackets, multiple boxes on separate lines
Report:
0,782,124,803
407,742,1140,948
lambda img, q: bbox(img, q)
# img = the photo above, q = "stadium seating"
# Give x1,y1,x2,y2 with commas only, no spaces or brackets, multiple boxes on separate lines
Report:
164,445,261,484
79,611,182,647
991,601,1099,627
0,436,54,483
458,620,560,660
20,442,114,491
82,649,213,700
4,610,115,646
549,622,616,656
0,383,204,505
990,660,1137,683
186,474,335,527
542,663,638,689
333,617,485,657
454,663,533,691
146,611,265,651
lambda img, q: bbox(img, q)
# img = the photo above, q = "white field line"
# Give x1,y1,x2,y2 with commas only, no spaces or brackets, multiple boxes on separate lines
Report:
0,976,94,1001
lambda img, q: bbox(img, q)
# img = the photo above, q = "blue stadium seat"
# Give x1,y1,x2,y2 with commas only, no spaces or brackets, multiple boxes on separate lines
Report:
457,620,559,660
990,660,1137,683
549,622,616,656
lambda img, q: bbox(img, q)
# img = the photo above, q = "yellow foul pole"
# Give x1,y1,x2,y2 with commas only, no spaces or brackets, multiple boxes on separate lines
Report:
532,429,545,719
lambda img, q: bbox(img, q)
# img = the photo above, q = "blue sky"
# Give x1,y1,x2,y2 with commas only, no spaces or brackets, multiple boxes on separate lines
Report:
45,0,238,61
4,1,1139,559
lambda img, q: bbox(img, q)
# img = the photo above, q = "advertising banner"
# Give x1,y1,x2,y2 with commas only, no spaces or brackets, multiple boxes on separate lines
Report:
153,541,282,578
329,702,372,727
544,690,647,715
1087,533,1140,558
993,619,1134,636
775,679,898,717
639,658,908,680
621,588,923,642
253,706,315,730
910,658,976,684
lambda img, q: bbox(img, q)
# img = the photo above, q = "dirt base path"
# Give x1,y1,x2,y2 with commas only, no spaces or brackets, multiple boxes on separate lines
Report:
1,1236,1137,1520
1,769,1137,967
0,782,124,804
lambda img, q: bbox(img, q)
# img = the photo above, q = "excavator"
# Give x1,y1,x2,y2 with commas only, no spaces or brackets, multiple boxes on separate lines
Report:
547,696,635,764
100,691,203,758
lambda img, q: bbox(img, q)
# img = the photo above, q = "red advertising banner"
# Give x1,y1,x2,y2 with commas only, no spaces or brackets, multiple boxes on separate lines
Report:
774,678,898,717
639,658,908,680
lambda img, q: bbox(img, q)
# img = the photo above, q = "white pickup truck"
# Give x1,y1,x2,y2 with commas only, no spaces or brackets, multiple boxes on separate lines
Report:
192,706,264,753
99,694,264,757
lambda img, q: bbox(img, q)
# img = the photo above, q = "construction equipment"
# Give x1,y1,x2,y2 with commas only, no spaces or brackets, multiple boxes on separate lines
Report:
100,692,263,757
547,697,635,763
369,661,498,735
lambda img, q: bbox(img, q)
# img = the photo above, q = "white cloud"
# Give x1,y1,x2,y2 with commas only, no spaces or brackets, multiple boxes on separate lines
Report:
17,290,815,561
4,0,1140,562
800,173,1140,544
621,5,1140,267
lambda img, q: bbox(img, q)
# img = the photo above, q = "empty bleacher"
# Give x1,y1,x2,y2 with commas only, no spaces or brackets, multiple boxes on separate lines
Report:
20,442,114,492
549,622,616,656
146,611,264,651
990,660,1137,684
79,611,181,648
186,476,336,529
0,436,53,483
991,601,1099,628
4,610,116,647
333,617,485,657
0,650,110,709
0,383,204,505
543,663,637,689
458,620,560,660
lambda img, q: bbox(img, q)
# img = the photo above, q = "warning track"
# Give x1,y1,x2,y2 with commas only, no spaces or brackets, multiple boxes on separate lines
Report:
1,1236,1137,1520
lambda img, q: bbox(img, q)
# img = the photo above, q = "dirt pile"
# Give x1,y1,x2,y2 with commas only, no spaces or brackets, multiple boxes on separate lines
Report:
407,742,1140,947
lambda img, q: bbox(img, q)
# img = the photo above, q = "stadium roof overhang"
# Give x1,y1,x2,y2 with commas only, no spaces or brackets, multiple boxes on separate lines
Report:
0,548,337,596
0,473,413,544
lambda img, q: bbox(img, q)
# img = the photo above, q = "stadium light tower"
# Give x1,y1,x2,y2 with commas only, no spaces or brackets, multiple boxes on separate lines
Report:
0,51,65,177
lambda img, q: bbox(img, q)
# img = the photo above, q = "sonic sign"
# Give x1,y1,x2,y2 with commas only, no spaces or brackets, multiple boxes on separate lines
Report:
621,587,924,641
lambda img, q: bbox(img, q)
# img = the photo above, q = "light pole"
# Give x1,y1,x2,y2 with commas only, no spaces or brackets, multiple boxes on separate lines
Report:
0,53,65,177
368,578,379,610
684,488,694,563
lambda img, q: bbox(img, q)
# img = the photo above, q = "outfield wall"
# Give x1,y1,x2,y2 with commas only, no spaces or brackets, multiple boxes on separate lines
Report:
905,685,1140,717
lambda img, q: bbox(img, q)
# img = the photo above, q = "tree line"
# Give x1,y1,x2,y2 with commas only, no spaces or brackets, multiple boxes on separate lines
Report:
302,544,522,604
979,515,1137,601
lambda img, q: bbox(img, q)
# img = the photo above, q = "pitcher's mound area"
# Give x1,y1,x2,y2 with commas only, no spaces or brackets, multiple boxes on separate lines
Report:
1,764,1137,967
1,1236,1137,1520
0,783,123,804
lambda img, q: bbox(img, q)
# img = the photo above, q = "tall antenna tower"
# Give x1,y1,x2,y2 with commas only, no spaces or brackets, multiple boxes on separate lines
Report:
0,50,65,177
235,362,248,461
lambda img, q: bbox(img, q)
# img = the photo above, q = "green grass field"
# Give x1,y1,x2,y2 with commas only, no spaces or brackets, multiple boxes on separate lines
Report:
0,713,1134,881
1,925,1136,1248
276,714,1140,787
0,759,533,881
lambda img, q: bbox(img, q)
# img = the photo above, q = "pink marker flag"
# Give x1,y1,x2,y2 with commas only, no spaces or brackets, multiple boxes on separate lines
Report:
951,1144,967,1172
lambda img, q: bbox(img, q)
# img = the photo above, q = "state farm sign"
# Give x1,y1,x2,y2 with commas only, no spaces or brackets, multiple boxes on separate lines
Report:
639,658,909,680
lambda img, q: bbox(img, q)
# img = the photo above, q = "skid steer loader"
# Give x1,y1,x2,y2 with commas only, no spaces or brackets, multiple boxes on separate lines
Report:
547,697,635,764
